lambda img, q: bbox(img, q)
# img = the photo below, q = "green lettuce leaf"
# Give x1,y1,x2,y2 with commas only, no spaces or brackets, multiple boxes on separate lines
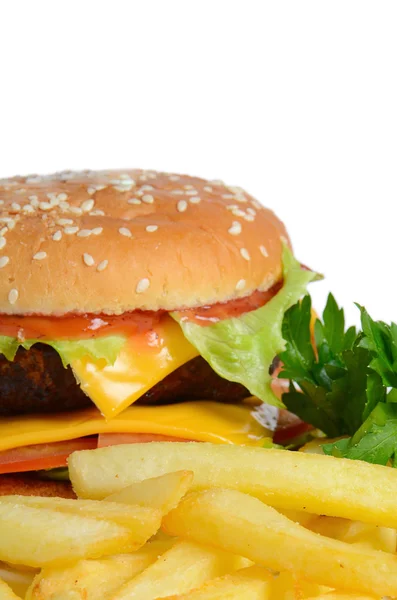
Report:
172,245,318,406
0,335,125,367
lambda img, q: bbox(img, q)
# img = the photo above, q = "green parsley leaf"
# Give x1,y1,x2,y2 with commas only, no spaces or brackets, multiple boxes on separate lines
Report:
323,403,397,466
279,293,371,437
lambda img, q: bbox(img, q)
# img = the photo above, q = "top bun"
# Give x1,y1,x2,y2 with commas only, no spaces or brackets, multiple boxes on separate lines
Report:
0,169,290,315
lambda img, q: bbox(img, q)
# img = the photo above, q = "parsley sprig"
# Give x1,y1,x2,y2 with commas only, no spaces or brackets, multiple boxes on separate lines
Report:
279,294,397,466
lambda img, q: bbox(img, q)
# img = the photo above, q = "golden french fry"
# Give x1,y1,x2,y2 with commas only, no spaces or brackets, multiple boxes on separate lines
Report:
0,564,36,598
307,515,397,553
112,540,251,600
0,500,142,568
0,578,23,599
270,571,332,600
162,566,271,599
26,546,170,600
163,488,397,598
305,594,377,600
0,495,161,541
105,470,194,514
69,443,397,529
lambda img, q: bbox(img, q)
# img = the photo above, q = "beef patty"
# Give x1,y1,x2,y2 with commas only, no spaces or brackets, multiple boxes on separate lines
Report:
0,344,249,415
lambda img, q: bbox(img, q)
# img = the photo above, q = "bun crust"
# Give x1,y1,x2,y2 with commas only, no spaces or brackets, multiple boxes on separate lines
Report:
0,170,289,315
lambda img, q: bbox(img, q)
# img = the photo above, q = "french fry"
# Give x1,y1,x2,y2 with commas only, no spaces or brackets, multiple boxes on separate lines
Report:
26,549,165,600
112,540,252,600
69,443,397,529
270,571,332,600
0,500,142,568
105,470,194,514
0,495,161,541
307,515,397,553
305,594,378,600
162,565,271,599
0,564,36,598
0,578,23,599
163,488,397,598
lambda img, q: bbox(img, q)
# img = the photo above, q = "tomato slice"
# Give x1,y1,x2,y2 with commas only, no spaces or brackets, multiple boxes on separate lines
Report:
97,432,192,448
0,437,97,474
273,411,312,445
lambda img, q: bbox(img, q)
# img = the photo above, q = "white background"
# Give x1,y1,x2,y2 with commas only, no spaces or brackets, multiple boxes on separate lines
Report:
0,1,396,326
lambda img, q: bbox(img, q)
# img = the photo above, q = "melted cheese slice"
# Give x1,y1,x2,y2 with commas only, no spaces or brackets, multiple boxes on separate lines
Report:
70,316,199,419
0,402,271,452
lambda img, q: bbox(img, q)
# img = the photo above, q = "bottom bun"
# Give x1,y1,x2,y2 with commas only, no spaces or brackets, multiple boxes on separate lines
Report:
0,474,76,498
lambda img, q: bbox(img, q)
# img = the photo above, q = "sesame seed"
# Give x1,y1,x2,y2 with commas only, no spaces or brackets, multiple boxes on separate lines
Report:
97,259,108,272
189,196,201,204
87,187,96,195
222,194,234,200
240,248,251,261
57,193,68,201
136,277,150,293
91,227,103,235
135,191,144,197
57,218,73,226
77,229,92,238
119,227,132,238
11,203,21,212
146,225,158,233
0,238,6,250
83,253,95,267
184,185,194,190
81,199,95,212
139,175,148,181
0,256,9,268
247,207,256,216
120,173,132,180
228,221,242,236
59,201,70,210
89,209,105,216
0,200,3,205
142,194,154,204
252,200,262,210
0,218,15,229
64,226,79,235
140,185,154,191
8,289,18,305
33,251,47,260
0,227,7,236
52,230,62,241
203,186,213,193
69,207,83,216
226,205,238,211
28,195,38,205
171,190,184,195
177,200,188,213
128,198,142,205
232,208,246,218
169,175,180,181
260,245,269,257
244,214,255,222
185,190,198,196
39,202,53,211
236,279,246,291
22,204,35,214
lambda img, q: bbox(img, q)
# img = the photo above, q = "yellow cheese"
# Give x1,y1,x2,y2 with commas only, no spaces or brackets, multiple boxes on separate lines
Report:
0,402,271,451
70,316,199,418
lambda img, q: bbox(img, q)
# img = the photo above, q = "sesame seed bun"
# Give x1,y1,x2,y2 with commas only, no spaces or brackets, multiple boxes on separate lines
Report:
0,170,289,315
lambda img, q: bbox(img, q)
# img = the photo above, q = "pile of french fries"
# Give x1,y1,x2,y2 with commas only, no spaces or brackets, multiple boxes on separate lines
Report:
1,443,397,599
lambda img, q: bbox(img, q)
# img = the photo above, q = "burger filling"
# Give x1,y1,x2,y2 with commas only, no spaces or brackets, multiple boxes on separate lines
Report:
0,246,317,488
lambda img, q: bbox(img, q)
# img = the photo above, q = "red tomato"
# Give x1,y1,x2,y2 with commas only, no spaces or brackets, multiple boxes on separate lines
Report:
0,437,97,474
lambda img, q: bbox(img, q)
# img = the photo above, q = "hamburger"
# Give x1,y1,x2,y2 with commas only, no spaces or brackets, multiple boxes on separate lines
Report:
0,169,316,497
